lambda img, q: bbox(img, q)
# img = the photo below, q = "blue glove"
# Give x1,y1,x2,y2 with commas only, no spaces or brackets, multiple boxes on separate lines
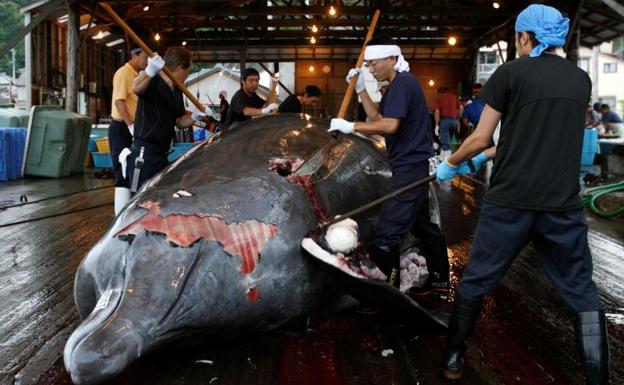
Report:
435,160,459,181
457,152,488,175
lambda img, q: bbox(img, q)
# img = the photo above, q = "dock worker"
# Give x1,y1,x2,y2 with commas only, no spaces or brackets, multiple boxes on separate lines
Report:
109,45,147,214
278,85,321,113
124,47,209,193
435,5,610,384
600,104,622,136
328,35,450,291
434,86,463,160
225,68,278,126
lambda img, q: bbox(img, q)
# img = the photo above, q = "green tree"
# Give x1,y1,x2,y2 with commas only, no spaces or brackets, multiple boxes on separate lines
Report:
0,1,26,76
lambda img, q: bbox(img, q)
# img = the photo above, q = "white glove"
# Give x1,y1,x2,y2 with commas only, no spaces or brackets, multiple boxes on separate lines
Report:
345,68,366,94
329,118,354,135
191,110,207,122
434,125,440,137
261,103,278,115
127,124,134,136
145,54,165,77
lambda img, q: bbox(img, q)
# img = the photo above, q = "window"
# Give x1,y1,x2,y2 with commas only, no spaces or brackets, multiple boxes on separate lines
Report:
603,63,617,73
578,58,589,73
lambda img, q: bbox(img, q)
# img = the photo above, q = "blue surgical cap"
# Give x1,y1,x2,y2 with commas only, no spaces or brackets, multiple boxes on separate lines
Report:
515,4,570,57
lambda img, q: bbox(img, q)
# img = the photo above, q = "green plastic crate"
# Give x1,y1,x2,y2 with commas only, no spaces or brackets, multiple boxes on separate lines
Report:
23,106,91,178
0,107,29,128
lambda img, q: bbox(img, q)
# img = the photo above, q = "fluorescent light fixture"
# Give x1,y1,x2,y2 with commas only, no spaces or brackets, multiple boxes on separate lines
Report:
106,38,125,47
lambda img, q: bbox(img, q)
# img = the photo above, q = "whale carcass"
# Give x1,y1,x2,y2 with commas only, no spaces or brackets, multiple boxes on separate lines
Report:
63,113,441,384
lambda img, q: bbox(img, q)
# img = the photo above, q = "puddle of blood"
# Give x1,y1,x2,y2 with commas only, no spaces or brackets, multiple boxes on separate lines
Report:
116,201,277,275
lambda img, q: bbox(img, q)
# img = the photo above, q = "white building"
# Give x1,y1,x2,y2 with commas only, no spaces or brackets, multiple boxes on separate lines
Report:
578,42,624,116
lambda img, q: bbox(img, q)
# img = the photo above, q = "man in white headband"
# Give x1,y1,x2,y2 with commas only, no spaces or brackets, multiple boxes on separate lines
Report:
436,4,609,383
329,36,449,292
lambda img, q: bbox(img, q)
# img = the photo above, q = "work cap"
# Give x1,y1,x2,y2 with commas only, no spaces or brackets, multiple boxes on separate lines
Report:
515,4,570,57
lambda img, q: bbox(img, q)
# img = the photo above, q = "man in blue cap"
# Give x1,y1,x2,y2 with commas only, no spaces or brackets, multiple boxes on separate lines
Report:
436,5,610,384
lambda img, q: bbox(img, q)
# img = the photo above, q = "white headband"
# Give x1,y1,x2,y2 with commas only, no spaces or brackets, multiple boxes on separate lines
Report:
364,45,410,73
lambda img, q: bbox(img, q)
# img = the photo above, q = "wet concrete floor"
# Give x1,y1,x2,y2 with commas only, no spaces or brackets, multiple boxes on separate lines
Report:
0,171,622,385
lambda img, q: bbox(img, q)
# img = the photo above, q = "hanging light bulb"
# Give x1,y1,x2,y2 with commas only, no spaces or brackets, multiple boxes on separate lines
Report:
143,5,150,11
309,65,315,72
428,79,435,87
492,2,500,9
95,30,104,39
182,41,187,46
311,24,318,33
310,36,317,44
154,32,161,41
448,36,457,46
329,5,337,16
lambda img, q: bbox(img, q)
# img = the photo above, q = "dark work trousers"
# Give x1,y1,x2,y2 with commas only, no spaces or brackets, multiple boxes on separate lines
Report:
411,195,450,282
458,201,603,312
126,139,169,194
373,161,429,250
108,119,133,188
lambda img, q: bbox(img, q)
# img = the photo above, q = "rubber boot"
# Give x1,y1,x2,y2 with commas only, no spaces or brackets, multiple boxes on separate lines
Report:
443,293,484,380
114,187,131,215
369,244,400,288
421,232,450,289
577,310,611,385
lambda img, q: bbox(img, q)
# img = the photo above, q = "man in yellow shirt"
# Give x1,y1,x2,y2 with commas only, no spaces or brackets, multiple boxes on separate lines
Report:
109,46,147,214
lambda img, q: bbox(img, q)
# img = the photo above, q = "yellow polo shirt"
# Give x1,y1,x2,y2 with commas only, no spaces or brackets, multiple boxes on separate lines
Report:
111,62,139,121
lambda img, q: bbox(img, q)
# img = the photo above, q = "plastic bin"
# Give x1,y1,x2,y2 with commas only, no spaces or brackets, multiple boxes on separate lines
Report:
95,137,110,153
0,127,27,181
0,107,29,128
167,143,194,162
581,128,598,166
91,123,109,139
92,152,113,168
88,134,99,152
24,106,91,178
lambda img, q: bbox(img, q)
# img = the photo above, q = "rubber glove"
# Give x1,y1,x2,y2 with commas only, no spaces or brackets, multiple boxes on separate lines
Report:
435,160,459,181
328,118,355,135
145,54,165,77
345,68,366,94
457,151,489,175
261,103,278,115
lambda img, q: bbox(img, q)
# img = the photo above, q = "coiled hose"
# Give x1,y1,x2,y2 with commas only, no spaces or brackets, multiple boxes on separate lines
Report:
582,181,624,218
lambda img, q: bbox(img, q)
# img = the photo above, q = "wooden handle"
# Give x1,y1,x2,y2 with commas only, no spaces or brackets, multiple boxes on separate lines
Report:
337,9,380,119
101,3,205,112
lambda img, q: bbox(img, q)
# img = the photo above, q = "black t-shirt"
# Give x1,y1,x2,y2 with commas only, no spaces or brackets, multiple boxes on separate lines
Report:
135,74,185,149
225,88,266,126
278,94,302,113
481,54,591,211
379,71,434,170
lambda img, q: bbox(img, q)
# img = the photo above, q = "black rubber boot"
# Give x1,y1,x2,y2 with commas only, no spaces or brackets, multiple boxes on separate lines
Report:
443,293,484,380
577,310,611,385
369,244,401,289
